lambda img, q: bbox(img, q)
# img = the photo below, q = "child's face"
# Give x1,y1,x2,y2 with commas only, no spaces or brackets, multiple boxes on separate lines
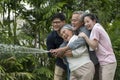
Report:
60,29,73,42
84,16,96,30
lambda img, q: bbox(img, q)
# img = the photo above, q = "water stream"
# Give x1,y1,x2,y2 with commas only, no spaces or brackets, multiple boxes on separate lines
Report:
0,44,49,54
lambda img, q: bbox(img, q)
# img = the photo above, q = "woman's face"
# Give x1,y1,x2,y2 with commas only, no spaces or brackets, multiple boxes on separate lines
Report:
60,29,73,42
84,16,96,30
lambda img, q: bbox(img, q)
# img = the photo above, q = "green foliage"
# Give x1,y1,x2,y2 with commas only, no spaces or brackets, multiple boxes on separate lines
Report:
33,67,53,80
106,20,120,80
107,20,120,51
0,53,54,80
0,0,120,80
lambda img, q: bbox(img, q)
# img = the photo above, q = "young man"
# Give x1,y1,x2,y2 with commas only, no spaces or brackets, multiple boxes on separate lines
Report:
46,12,67,80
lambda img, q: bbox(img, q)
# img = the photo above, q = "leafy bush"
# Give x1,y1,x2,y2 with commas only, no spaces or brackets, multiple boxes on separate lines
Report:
106,20,120,80
0,53,54,80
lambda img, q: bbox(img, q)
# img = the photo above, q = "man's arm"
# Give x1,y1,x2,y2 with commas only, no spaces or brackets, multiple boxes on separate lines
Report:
50,27,90,54
46,35,55,57
68,26,90,50
51,41,68,57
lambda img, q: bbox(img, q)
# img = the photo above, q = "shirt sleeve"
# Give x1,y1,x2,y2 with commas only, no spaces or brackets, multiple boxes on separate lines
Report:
68,27,90,50
46,35,55,57
59,41,68,47
90,24,100,41
72,46,87,57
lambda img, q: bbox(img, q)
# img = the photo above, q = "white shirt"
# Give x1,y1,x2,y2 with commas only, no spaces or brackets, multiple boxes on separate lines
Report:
67,35,91,71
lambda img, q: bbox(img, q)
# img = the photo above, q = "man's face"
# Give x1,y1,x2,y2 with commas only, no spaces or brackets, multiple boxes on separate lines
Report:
52,18,65,31
71,14,83,30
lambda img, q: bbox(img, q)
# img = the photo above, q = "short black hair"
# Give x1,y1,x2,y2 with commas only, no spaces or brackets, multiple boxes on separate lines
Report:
83,13,99,23
51,12,66,21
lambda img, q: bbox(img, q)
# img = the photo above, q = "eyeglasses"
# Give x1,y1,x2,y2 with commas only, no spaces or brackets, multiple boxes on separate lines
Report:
52,21,62,24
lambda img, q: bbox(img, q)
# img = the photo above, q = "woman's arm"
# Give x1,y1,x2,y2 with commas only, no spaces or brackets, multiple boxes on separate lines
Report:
79,32,98,50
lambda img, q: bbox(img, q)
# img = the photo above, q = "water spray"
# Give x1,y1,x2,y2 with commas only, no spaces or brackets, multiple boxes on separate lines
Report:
0,44,49,54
